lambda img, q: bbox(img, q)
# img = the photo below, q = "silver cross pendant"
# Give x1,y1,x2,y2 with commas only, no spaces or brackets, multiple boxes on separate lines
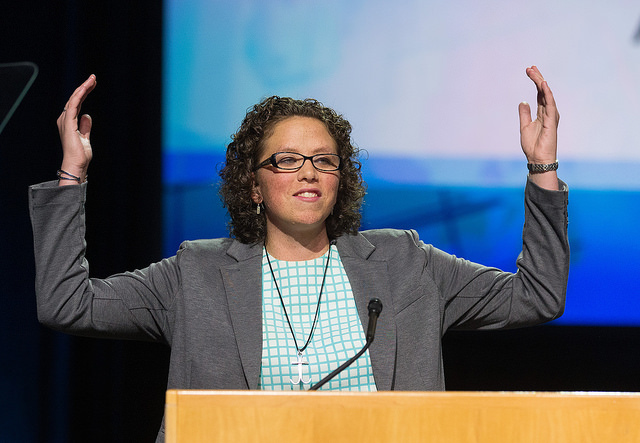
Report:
290,351,312,385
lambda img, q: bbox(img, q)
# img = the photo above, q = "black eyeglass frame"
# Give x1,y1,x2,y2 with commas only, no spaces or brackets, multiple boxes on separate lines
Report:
253,151,343,172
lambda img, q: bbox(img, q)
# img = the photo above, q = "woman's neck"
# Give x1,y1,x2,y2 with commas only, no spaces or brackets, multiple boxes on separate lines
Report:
265,228,331,261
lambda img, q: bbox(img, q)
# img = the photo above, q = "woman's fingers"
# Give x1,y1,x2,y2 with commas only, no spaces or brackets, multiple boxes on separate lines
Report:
63,75,97,118
78,114,92,140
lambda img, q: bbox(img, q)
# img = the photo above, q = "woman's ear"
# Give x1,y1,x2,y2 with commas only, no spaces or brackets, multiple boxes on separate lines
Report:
251,175,262,204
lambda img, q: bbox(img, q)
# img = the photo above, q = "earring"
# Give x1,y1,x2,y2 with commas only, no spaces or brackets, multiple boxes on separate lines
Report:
257,203,262,215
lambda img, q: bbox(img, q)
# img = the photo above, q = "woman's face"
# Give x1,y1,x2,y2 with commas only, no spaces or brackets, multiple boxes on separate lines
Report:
252,116,340,239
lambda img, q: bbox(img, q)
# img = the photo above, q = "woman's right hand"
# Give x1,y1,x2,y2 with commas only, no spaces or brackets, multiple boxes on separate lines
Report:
56,75,97,186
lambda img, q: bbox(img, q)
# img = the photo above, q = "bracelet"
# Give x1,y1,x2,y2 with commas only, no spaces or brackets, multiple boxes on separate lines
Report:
57,169,86,184
527,161,558,174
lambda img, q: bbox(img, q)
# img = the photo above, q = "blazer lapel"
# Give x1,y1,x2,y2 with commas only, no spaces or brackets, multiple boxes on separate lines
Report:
221,241,264,389
337,235,397,391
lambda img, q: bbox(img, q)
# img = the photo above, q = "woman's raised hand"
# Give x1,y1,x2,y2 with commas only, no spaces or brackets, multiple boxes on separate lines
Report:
56,75,97,185
518,66,560,190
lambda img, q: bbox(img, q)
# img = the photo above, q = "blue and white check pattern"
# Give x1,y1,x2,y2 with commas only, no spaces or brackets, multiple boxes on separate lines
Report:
258,245,377,391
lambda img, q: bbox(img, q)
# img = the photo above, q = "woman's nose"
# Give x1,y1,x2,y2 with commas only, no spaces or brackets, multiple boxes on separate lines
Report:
297,158,319,180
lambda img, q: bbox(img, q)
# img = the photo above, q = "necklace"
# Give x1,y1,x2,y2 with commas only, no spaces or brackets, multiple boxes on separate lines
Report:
265,246,331,385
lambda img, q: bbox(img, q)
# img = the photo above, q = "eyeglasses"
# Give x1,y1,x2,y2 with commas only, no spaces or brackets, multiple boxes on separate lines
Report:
254,152,343,172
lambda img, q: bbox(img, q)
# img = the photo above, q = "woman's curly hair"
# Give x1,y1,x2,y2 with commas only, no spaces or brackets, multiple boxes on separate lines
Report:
219,96,366,244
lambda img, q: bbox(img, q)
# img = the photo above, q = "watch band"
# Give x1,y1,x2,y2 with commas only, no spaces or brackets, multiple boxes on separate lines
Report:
527,161,558,174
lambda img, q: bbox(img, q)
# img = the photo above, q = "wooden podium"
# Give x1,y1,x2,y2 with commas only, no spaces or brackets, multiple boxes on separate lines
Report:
165,390,640,442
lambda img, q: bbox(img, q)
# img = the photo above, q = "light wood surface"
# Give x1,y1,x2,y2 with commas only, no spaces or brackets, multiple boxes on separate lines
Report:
165,390,640,442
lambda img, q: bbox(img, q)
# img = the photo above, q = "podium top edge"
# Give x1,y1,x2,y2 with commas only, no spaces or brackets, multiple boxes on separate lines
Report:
166,389,640,399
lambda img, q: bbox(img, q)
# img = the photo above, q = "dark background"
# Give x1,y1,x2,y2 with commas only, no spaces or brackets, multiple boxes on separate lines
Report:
2,2,639,442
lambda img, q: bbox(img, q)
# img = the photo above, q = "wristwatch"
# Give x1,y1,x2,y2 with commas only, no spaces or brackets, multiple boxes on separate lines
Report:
527,161,558,174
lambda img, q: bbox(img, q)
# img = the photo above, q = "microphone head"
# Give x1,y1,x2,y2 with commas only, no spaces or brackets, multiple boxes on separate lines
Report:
368,298,383,315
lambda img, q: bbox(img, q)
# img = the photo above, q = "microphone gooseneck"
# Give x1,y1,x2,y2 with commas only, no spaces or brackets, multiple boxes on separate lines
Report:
309,298,383,391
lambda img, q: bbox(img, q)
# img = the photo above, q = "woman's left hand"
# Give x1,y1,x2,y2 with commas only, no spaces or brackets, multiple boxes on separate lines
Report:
518,66,560,189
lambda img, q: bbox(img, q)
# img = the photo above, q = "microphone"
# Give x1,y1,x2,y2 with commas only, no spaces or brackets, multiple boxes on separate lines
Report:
309,298,383,391
366,298,383,342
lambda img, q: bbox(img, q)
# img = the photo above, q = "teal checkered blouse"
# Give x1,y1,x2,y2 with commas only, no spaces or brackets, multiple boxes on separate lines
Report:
258,245,377,391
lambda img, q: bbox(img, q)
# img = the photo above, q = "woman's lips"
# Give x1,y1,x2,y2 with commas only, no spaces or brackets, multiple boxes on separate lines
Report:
294,189,321,200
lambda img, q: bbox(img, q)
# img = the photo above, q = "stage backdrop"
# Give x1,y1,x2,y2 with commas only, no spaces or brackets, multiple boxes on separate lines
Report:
163,0,640,326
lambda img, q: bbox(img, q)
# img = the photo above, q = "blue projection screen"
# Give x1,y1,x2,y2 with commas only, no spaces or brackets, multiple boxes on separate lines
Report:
163,1,640,326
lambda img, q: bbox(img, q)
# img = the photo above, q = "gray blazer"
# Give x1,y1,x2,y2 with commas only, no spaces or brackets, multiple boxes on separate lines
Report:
30,178,569,440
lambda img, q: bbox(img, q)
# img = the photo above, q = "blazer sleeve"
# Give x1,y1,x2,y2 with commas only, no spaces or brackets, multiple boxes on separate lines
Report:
432,177,570,331
29,181,178,344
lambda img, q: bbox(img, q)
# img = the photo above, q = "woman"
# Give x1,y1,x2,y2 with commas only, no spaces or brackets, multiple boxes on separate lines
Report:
30,66,568,441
